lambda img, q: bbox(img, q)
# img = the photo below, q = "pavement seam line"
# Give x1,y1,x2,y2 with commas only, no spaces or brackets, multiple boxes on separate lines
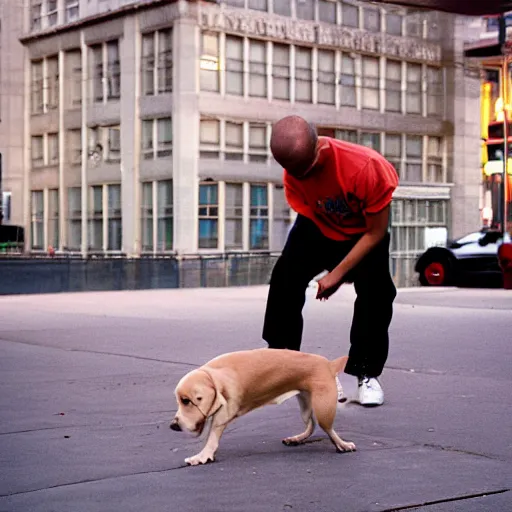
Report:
379,488,510,511
0,465,190,499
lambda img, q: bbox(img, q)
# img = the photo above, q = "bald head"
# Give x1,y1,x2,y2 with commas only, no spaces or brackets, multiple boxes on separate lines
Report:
270,116,318,177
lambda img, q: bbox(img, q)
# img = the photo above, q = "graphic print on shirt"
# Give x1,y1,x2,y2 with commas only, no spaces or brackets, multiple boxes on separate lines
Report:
315,192,366,229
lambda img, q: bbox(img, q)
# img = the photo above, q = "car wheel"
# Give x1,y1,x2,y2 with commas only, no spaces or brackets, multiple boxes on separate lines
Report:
419,260,452,286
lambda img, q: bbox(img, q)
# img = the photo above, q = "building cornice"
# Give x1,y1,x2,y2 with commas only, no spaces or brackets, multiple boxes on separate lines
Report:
19,0,179,44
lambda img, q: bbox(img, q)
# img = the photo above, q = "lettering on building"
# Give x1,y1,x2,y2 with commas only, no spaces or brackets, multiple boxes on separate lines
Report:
199,7,442,64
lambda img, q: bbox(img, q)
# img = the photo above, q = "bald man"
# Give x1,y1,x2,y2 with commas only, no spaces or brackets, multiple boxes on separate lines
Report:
262,116,399,406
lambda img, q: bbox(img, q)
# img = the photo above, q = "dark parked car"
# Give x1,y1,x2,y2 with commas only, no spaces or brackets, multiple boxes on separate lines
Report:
415,229,511,287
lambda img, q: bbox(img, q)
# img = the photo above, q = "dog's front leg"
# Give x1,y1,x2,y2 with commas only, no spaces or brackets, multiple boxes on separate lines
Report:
184,414,229,466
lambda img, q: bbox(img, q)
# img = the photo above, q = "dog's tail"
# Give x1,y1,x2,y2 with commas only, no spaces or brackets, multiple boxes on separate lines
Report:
329,355,349,377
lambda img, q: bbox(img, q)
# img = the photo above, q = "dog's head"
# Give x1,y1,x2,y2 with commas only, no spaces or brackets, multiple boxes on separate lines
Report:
170,369,223,436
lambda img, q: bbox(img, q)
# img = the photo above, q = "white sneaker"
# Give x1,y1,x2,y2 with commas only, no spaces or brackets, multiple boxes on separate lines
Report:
335,375,347,403
358,377,384,406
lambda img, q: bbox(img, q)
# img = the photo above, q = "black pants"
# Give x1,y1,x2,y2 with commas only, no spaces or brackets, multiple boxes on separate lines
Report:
262,215,397,378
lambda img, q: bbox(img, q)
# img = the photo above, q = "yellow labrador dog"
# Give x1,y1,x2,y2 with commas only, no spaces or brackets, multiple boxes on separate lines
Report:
170,348,356,466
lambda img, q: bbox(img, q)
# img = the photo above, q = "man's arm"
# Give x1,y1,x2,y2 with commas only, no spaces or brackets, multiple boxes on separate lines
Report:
316,205,390,300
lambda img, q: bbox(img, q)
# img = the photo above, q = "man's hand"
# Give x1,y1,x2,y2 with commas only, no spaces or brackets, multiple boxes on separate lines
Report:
315,206,391,302
316,269,344,301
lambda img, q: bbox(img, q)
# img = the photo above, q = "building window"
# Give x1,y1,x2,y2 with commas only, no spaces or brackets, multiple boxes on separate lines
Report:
141,182,154,251
250,184,269,250
31,136,44,167
340,54,356,106
88,184,122,251
89,185,103,251
342,1,359,28
362,56,380,110
200,33,220,92
48,189,59,249
90,41,120,103
335,129,358,143
405,135,423,182
364,7,381,31
89,126,121,163
142,34,155,95
405,12,423,38
107,184,122,251
48,133,59,165
91,45,103,102
67,187,82,250
273,185,290,250
226,36,244,96
249,40,267,98
385,60,402,112
107,41,120,99
295,46,312,103
142,30,173,95
390,198,449,287
386,13,403,35
274,0,291,16
68,129,82,165
427,66,443,117
141,181,173,252
406,63,422,114
30,0,42,31
225,0,244,6
272,44,290,101
2,192,12,224
427,136,444,183
46,55,59,110
31,61,44,114
317,49,335,105
142,118,173,159
248,0,267,11
199,118,221,159
47,0,58,27
360,132,381,152
225,122,244,161
65,0,79,23
31,191,44,250
67,50,82,108
225,183,243,250
248,123,267,162
384,133,402,176
157,30,173,94
296,0,314,20
319,0,337,23
198,183,219,249
157,181,173,251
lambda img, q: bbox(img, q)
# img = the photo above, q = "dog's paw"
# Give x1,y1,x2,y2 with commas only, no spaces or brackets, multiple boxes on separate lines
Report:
282,437,304,446
336,441,356,453
184,453,215,466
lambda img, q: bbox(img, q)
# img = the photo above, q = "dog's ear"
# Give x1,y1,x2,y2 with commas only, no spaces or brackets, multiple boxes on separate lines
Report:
205,368,229,415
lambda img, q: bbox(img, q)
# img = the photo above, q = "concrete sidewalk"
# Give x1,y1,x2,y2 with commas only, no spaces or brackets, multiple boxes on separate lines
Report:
0,285,511,512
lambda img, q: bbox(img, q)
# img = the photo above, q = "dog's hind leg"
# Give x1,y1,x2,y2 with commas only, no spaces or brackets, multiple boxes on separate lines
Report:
311,384,356,453
282,391,316,446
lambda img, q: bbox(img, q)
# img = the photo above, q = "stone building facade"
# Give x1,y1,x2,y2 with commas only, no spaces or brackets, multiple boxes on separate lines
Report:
1,0,483,285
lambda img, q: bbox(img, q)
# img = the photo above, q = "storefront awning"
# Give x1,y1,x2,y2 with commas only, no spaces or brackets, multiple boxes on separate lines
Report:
361,1,512,16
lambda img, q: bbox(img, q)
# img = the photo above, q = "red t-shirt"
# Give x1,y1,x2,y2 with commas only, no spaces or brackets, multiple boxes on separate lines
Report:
284,137,399,241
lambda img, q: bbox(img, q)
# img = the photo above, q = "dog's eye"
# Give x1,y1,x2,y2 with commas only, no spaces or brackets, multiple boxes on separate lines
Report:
196,397,202,402
181,398,191,406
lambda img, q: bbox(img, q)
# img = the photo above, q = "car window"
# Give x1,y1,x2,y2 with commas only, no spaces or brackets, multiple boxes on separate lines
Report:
455,232,484,245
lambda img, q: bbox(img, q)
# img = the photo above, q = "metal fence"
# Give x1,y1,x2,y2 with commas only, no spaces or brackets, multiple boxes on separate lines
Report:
0,253,280,295
0,252,419,296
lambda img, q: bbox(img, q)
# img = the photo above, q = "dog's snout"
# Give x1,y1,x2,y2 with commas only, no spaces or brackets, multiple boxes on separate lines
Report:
170,418,182,432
